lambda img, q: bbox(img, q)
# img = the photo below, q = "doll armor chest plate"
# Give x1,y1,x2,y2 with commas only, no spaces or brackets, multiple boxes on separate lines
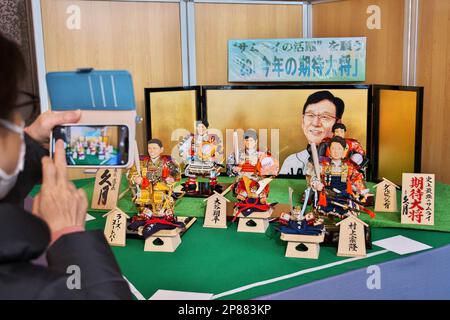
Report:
324,163,348,184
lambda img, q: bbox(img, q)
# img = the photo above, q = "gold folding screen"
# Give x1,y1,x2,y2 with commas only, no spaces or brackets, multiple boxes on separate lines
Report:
145,88,198,160
373,86,423,185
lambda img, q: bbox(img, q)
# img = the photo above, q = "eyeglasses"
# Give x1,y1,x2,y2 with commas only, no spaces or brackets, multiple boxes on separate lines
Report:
303,112,337,124
15,90,40,124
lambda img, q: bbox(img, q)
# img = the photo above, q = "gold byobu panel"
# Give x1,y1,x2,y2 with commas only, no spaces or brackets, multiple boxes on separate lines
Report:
378,89,417,185
149,90,197,157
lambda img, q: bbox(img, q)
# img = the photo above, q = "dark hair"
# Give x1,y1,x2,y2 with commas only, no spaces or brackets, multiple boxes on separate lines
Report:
330,136,347,149
332,123,347,132
196,119,209,128
147,139,163,148
302,90,345,120
0,32,26,121
244,129,257,141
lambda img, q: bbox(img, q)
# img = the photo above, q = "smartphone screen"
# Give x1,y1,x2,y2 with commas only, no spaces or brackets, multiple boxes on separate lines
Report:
52,125,129,166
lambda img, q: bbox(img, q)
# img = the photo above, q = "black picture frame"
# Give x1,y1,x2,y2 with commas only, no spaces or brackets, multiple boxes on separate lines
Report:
371,85,424,184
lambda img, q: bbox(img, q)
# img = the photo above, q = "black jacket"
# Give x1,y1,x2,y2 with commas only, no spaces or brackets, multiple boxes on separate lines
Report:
0,135,132,299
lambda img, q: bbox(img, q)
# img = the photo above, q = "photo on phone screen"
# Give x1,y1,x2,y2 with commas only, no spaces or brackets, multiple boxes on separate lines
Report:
52,125,129,166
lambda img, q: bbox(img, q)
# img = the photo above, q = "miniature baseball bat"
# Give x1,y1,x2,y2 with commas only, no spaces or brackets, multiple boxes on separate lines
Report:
288,187,294,210
134,139,141,177
310,142,321,180
233,130,239,166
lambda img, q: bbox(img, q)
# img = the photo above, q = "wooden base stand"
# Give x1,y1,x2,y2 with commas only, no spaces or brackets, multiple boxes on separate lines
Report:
236,210,272,233
237,217,269,233
280,232,325,259
144,229,182,252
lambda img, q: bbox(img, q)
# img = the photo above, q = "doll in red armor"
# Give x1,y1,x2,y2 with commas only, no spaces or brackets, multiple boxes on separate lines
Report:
227,129,279,216
308,136,374,218
319,123,368,172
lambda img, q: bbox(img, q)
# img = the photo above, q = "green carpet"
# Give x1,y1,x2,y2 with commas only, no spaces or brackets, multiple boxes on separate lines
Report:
85,213,450,300
29,176,450,299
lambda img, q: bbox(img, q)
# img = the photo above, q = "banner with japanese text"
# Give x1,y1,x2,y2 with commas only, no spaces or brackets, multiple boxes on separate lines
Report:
401,173,435,226
228,37,366,82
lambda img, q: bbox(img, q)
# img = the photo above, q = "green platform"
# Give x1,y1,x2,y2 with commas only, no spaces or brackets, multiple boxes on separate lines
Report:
29,176,450,300
87,217,450,300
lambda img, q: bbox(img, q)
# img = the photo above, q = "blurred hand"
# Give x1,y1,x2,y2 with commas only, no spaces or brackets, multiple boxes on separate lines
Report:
311,179,324,191
134,176,143,185
32,140,87,235
232,166,242,173
165,177,175,184
24,110,81,149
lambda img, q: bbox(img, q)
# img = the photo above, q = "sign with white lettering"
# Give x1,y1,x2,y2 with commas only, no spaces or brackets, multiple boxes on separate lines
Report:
229,37,366,82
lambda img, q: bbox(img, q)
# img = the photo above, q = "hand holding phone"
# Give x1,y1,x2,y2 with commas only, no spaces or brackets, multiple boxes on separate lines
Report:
51,124,130,168
32,140,88,236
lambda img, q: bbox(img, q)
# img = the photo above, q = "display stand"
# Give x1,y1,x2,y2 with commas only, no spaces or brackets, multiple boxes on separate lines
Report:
236,209,272,233
280,232,325,259
144,228,182,252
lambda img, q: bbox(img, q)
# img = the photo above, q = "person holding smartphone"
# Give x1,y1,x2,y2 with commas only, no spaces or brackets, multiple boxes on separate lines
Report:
0,32,131,299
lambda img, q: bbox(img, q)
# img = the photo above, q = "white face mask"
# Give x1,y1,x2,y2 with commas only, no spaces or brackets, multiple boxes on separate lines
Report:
0,119,26,199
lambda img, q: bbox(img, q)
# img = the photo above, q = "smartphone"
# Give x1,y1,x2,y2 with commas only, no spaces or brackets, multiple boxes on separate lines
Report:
51,124,130,167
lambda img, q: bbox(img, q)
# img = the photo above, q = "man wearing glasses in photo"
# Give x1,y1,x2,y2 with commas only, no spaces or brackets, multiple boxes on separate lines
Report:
279,91,344,175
